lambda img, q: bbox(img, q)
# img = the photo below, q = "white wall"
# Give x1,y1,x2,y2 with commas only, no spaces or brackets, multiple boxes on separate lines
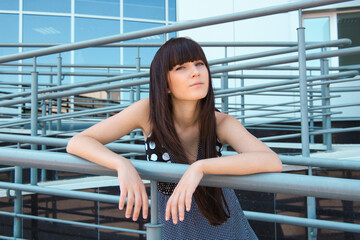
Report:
176,0,360,122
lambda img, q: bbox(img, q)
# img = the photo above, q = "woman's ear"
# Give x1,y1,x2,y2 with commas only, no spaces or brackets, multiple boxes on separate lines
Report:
167,88,171,94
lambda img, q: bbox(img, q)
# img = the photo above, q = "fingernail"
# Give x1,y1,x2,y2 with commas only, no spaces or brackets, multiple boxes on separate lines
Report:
180,217,184,221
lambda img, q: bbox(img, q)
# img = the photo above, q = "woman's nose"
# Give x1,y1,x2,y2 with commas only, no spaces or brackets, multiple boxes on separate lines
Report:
190,64,200,77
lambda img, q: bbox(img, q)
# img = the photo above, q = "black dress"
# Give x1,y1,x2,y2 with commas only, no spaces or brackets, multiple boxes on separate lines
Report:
145,133,258,240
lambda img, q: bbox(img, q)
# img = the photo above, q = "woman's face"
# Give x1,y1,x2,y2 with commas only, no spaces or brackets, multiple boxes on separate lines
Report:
167,60,209,102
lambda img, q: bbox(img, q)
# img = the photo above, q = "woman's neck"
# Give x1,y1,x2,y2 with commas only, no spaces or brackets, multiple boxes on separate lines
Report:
172,99,201,131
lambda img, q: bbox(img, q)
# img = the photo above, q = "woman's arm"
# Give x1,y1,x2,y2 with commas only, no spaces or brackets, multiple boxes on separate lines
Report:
195,112,282,175
66,98,150,221
165,112,282,224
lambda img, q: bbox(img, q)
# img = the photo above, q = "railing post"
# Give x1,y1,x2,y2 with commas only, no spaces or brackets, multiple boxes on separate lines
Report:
297,9,317,240
41,100,47,181
308,70,315,144
56,53,62,131
106,68,111,119
48,67,54,131
136,47,141,101
145,181,163,240
221,47,229,114
240,70,245,125
31,57,39,185
13,164,23,238
31,56,39,239
320,49,332,151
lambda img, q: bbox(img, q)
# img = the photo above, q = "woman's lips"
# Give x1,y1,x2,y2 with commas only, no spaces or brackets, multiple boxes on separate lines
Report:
190,82,203,87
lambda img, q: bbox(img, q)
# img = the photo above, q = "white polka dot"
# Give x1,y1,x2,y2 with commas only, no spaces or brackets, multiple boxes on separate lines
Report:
144,142,148,151
146,155,150,161
149,141,156,149
150,154,158,161
167,161,172,164
162,152,170,161
216,145,220,152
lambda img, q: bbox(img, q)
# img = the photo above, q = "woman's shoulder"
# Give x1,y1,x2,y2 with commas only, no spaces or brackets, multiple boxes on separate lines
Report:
126,98,151,134
215,111,236,128
215,111,243,145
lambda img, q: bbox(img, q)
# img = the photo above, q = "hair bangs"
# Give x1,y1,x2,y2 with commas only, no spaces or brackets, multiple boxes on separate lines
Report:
167,39,207,71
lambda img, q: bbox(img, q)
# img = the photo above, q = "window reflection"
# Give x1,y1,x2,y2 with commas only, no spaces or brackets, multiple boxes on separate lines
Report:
75,17,120,65
123,21,164,65
0,0,18,10
304,17,330,67
124,0,165,20
169,0,176,21
304,17,330,42
75,0,120,17
23,15,70,43
23,0,71,13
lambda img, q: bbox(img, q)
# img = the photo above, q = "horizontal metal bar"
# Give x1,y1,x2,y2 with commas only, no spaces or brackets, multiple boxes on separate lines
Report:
0,41,344,48
245,211,360,233
0,210,146,235
279,155,360,170
0,181,119,204
209,39,352,65
260,126,360,141
0,0,350,63
0,134,145,153
0,148,359,201
1,182,359,233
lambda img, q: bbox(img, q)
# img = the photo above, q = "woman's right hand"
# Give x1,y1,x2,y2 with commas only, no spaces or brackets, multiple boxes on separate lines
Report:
117,161,149,221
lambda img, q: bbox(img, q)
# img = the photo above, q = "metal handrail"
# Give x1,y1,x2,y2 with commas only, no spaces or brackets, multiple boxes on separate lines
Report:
0,0,350,63
0,148,359,201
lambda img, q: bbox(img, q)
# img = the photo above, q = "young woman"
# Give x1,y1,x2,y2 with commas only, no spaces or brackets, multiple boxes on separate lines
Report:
67,37,282,239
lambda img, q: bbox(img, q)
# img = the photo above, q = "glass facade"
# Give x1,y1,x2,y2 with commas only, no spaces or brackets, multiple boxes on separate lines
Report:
0,0,176,90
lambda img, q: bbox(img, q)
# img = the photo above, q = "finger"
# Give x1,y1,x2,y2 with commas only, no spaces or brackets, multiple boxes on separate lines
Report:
142,191,149,219
119,187,127,210
171,196,179,224
185,191,192,212
125,191,134,219
178,191,186,222
132,190,142,221
165,197,172,221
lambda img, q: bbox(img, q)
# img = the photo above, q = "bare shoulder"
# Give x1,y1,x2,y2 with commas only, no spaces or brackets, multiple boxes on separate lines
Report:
215,111,273,153
215,111,246,146
78,98,151,144
124,98,151,133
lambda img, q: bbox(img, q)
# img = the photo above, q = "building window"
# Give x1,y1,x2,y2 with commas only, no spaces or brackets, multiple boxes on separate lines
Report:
23,0,71,13
337,11,360,67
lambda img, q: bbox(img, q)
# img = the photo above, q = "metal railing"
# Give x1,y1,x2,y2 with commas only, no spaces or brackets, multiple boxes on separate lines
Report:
0,0,359,239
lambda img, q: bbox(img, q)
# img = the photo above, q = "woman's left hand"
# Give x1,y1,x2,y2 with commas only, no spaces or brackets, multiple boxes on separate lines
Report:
165,161,204,224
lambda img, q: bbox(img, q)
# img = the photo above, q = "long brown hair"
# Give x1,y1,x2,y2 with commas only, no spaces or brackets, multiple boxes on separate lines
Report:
149,37,229,225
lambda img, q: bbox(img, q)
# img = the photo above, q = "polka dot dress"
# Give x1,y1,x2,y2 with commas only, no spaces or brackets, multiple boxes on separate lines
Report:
145,134,258,240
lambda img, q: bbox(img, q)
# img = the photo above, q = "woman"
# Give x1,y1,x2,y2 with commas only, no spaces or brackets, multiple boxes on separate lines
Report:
67,37,282,239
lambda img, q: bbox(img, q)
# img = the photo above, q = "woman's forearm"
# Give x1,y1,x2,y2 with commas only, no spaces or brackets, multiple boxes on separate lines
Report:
66,134,131,171
195,151,282,176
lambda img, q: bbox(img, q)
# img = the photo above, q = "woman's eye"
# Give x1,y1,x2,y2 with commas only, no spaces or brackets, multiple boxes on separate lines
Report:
196,62,204,66
175,66,184,71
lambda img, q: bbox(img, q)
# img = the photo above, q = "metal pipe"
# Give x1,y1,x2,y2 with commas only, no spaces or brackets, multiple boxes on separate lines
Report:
0,148,359,201
1,47,359,108
0,0,351,63
244,211,360,233
297,12,316,239
0,211,146,235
